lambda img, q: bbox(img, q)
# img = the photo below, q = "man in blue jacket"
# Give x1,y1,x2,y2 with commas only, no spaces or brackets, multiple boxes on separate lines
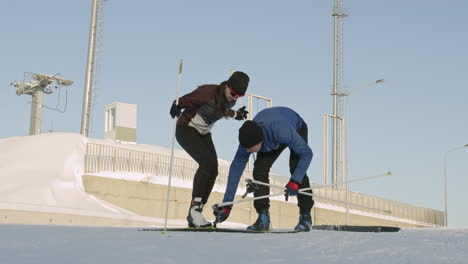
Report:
213,107,314,231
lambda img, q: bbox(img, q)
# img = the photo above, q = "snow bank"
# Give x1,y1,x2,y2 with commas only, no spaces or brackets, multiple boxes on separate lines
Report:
0,133,144,219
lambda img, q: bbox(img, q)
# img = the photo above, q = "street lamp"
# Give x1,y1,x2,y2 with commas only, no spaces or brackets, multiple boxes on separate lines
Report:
443,144,468,226
333,79,385,188
332,79,384,225
343,79,384,191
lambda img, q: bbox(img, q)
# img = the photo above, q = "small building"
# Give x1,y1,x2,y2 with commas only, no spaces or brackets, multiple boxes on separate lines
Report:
104,102,137,143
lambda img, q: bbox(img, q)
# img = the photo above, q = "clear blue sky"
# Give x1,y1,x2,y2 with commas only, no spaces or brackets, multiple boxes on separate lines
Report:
1,0,467,226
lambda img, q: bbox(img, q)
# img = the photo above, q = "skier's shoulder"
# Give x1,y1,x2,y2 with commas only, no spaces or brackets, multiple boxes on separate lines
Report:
184,84,219,103
187,84,217,96
196,84,218,92
255,106,297,119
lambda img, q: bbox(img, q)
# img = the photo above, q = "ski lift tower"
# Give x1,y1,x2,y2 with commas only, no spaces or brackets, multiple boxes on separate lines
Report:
11,73,73,135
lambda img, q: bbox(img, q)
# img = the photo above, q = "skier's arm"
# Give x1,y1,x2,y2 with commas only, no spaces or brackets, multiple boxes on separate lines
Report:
177,86,213,109
277,126,313,183
227,109,236,118
222,145,250,204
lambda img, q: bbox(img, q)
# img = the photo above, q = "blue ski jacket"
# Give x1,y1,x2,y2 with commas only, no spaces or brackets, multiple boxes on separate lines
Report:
222,107,313,204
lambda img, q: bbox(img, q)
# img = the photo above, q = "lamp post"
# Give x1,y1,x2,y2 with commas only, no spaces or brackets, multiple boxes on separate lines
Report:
443,144,468,226
332,79,384,224
336,79,384,188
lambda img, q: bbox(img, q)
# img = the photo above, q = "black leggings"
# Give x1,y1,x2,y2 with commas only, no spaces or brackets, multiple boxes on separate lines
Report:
252,120,314,214
175,125,218,204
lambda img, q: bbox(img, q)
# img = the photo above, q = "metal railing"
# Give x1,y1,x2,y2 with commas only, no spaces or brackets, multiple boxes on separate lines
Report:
85,143,288,190
311,186,444,226
84,142,444,226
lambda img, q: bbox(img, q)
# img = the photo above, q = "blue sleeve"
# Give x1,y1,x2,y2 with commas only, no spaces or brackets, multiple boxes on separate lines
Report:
276,125,313,183
222,145,250,204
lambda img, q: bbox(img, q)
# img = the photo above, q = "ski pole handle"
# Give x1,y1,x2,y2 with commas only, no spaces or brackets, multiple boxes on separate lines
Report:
179,59,183,75
175,59,183,105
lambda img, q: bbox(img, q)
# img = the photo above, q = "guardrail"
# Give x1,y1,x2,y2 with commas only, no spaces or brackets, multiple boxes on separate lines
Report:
85,142,444,226
85,143,288,191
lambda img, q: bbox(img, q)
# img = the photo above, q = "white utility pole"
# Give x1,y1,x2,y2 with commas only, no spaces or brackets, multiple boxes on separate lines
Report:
81,0,100,137
443,144,468,226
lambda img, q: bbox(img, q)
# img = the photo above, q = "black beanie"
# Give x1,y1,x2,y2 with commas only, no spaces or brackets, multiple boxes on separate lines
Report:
239,121,264,148
228,71,249,96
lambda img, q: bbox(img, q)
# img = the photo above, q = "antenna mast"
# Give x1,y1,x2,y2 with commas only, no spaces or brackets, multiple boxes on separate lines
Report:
331,0,348,188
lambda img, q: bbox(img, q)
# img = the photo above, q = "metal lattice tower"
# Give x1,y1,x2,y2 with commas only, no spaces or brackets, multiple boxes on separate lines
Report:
331,0,348,188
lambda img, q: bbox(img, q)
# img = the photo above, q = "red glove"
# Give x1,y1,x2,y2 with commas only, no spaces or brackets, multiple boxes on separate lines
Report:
285,180,300,201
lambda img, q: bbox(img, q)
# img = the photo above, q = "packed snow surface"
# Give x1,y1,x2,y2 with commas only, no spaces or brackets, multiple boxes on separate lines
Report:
0,224,467,264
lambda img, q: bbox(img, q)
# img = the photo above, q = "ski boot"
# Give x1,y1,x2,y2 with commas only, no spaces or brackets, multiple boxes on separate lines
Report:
294,213,312,232
187,198,212,228
247,208,270,232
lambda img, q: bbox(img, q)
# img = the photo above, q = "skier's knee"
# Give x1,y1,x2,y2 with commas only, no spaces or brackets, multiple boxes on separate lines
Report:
200,158,218,176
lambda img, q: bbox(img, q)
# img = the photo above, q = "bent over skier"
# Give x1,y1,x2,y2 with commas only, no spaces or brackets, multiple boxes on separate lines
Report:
213,107,314,231
170,71,250,228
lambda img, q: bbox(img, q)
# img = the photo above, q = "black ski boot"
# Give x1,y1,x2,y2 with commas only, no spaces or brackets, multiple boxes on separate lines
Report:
294,213,312,232
247,209,270,231
187,198,212,228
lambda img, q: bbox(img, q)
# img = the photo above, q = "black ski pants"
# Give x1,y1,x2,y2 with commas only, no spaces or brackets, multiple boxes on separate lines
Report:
253,120,314,214
175,125,218,204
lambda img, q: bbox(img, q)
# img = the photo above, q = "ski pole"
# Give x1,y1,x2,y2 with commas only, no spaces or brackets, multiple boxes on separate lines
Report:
295,191,392,214
300,171,393,192
248,179,391,214
248,171,392,193
213,192,284,208
163,59,183,234
212,192,284,227
249,179,311,192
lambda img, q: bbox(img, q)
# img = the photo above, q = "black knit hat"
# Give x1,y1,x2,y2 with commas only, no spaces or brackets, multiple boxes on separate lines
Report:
239,121,264,148
228,71,249,96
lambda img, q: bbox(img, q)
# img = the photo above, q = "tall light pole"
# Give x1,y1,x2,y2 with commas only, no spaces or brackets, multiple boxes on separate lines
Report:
443,144,468,226
343,79,384,188
333,79,384,188
81,0,100,137
336,79,384,225
331,0,348,188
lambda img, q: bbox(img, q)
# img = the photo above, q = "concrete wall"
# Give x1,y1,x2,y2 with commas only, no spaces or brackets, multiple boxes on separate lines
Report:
0,174,434,228
82,175,428,228
0,209,156,227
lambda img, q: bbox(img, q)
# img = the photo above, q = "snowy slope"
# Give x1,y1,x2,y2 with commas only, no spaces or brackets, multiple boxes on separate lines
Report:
0,133,151,220
0,224,467,264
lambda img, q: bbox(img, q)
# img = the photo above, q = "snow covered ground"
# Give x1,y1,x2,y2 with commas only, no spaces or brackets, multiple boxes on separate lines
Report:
0,133,156,223
2,133,463,263
0,224,467,264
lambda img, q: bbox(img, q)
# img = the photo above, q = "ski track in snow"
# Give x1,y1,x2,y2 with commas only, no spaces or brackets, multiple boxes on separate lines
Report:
0,224,467,264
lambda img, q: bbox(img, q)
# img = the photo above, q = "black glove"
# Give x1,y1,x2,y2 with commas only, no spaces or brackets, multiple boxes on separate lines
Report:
284,179,300,201
212,204,232,223
170,101,182,118
235,106,248,120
